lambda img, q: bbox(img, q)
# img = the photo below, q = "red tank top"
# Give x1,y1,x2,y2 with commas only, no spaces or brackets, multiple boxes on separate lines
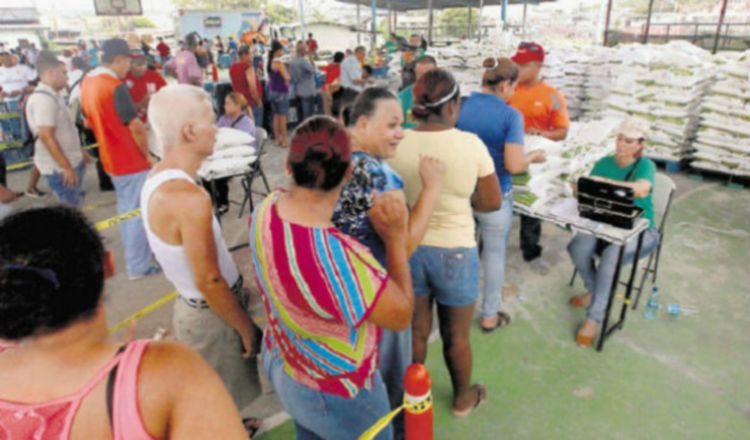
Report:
0,340,156,440
229,61,263,107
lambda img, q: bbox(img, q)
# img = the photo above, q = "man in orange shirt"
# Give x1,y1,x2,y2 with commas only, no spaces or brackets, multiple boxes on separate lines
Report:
81,38,158,280
509,41,570,275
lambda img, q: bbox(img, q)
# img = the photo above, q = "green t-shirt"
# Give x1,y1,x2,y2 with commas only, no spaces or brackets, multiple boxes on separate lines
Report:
385,41,398,54
399,84,416,129
590,156,657,228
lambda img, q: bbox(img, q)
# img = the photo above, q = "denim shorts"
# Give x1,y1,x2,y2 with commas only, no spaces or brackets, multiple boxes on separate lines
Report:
409,245,480,307
268,91,290,116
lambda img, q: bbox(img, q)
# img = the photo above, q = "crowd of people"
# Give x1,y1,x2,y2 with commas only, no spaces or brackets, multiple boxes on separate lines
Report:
0,31,661,440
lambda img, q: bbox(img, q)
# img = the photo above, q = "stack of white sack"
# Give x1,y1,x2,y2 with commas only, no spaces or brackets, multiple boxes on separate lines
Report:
692,50,750,177
544,46,589,120
602,41,714,162
513,117,621,211
198,127,257,181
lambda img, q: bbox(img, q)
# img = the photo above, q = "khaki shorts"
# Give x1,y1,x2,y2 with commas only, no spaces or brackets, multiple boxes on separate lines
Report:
173,278,260,410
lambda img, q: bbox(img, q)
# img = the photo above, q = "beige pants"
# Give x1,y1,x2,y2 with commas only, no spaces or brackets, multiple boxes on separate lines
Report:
173,290,260,410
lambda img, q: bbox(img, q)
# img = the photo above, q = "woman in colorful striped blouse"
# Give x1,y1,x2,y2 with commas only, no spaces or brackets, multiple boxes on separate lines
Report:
250,116,415,440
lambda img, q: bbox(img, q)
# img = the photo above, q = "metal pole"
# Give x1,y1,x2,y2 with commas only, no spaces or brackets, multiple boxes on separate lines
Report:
501,0,507,31
522,2,528,35
712,0,729,54
357,1,361,45
388,1,393,35
298,0,305,43
371,0,377,52
643,0,655,44
468,5,473,40
478,0,484,42
427,0,434,46
603,0,613,46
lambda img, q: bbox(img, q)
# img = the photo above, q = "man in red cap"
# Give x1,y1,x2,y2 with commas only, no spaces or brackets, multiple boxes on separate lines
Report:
509,41,570,275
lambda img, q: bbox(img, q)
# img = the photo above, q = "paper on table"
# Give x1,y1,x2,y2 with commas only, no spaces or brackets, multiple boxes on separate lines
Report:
549,198,581,223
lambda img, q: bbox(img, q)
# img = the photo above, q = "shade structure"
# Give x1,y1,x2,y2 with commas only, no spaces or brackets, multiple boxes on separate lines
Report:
335,0,554,12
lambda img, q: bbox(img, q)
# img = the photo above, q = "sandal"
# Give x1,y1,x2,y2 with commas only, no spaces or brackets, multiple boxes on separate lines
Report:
242,417,262,438
480,311,511,333
451,384,488,418
569,293,592,308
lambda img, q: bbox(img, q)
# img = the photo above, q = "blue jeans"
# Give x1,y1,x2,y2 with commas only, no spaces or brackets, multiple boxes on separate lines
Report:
43,161,86,207
298,96,316,122
251,105,264,128
475,192,514,319
410,245,480,307
110,170,153,278
262,348,392,440
378,327,411,439
567,228,661,323
269,91,290,116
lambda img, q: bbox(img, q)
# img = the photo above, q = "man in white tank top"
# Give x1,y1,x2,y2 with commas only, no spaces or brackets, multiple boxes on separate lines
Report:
140,85,261,420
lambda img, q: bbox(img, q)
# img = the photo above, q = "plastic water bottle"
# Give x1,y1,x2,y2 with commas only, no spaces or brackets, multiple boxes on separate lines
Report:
642,286,660,320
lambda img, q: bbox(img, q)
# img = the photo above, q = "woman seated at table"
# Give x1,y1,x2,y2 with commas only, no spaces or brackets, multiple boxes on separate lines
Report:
567,117,661,348
204,92,257,215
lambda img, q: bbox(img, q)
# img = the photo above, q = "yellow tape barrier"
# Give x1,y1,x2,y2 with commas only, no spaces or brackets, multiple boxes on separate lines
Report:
5,144,98,171
94,208,141,231
358,392,433,440
108,291,178,334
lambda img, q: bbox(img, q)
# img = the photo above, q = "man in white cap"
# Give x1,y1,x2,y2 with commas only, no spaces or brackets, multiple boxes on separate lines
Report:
566,117,661,348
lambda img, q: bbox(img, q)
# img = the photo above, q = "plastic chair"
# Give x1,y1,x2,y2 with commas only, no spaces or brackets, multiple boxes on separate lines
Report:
238,127,271,218
569,173,677,310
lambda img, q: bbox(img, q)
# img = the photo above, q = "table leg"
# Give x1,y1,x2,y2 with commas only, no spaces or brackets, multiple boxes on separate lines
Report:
597,244,626,352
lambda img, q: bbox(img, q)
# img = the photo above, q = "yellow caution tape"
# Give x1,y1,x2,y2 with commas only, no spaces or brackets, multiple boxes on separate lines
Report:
615,294,632,305
95,208,142,231
358,392,433,440
108,291,178,334
4,144,98,171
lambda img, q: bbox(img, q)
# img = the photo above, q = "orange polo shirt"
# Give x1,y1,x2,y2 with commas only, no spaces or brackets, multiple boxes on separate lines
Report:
509,80,570,133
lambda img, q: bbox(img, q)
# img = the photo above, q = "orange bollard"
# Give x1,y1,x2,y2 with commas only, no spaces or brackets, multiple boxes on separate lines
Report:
404,364,433,440
211,63,218,82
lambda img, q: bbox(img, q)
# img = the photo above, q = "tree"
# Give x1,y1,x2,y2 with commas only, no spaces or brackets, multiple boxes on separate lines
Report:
267,3,297,24
131,17,156,29
438,8,479,39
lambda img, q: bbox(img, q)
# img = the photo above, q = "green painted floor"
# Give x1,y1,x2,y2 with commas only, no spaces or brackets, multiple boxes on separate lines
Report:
261,177,750,439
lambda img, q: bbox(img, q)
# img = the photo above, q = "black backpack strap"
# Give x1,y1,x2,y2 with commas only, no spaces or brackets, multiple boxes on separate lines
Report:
624,158,642,182
106,345,128,430
230,113,246,128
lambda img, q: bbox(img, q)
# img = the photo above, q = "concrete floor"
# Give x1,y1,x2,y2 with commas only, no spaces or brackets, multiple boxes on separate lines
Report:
6,145,749,439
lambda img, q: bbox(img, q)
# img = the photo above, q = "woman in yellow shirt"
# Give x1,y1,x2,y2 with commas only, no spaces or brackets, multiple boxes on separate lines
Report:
389,69,501,418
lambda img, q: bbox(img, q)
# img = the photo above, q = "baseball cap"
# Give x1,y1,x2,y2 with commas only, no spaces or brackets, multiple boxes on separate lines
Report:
511,41,545,65
129,49,146,61
101,38,131,60
616,117,651,140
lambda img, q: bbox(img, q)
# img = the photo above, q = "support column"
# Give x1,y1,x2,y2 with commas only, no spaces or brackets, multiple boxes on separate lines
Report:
357,1,361,45
643,0,655,44
712,0,729,54
522,2,528,36
371,0,377,52
478,0,484,42
603,0,613,46
298,0,305,43
427,0,434,46
388,1,393,35
468,5,473,40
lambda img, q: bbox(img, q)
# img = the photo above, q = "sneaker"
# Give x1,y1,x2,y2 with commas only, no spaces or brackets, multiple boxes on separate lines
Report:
128,264,162,281
528,257,550,276
24,189,46,199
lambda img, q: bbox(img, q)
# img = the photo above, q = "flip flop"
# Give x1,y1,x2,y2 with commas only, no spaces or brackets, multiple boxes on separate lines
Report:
480,311,511,333
451,384,488,418
569,294,592,308
242,417,262,438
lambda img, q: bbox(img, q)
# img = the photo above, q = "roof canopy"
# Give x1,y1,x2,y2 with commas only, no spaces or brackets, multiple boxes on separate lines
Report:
336,0,554,12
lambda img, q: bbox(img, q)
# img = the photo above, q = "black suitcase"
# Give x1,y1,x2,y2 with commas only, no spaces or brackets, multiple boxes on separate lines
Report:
577,177,643,229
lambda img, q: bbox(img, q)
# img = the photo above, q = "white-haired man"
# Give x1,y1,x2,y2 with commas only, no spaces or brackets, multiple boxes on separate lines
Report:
141,84,261,433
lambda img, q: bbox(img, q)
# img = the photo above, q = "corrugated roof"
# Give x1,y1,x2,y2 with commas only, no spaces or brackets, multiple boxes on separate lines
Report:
336,0,554,12
0,7,40,25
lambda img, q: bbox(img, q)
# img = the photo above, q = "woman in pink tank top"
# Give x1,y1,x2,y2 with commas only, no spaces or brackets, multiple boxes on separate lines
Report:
0,206,249,439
